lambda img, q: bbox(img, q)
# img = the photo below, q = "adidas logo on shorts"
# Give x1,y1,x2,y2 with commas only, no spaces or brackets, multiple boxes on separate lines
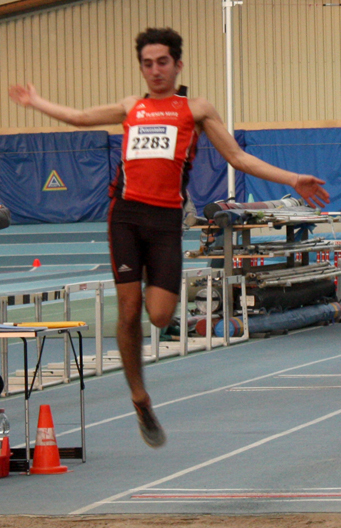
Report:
118,264,132,272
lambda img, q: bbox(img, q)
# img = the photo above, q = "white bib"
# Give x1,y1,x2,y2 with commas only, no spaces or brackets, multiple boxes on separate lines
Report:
126,124,178,160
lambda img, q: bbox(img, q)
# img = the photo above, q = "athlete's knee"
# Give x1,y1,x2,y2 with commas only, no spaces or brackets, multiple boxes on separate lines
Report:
145,285,178,328
118,298,142,328
150,314,172,328
149,311,173,329
116,283,143,326
118,310,141,331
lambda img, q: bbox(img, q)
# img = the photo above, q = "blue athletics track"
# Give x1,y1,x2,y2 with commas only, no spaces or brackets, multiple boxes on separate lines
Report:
1,222,341,525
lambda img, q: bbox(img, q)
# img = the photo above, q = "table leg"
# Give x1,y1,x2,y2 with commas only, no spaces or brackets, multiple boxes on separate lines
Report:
67,331,86,463
77,331,86,463
29,335,46,398
22,337,30,475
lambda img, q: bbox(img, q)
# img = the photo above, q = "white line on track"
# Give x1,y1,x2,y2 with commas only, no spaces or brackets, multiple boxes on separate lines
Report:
131,490,341,498
70,407,341,514
99,498,341,503
277,374,341,377
227,386,341,390
131,492,341,499
148,487,341,493
138,487,341,491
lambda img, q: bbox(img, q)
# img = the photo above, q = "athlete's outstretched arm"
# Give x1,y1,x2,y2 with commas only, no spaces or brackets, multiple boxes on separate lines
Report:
9,83,130,126
190,98,330,209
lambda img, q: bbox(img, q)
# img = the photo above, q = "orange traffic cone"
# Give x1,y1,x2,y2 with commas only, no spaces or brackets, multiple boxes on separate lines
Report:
30,405,68,474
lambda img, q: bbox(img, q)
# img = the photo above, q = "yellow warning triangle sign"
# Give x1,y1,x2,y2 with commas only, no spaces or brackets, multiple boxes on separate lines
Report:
43,170,67,191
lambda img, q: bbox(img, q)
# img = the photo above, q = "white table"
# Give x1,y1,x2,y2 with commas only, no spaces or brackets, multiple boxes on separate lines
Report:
0,324,88,474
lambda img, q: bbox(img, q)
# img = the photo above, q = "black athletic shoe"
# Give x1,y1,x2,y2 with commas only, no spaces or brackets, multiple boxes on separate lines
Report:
133,399,167,448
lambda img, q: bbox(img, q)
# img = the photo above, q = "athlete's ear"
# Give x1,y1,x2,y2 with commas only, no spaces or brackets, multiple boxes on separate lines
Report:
140,63,148,81
175,60,184,74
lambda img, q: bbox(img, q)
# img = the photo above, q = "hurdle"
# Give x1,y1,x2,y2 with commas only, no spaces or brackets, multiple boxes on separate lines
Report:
63,280,115,378
149,268,249,360
64,279,137,377
0,269,251,395
0,269,247,395
222,273,249,346
149,268,217,360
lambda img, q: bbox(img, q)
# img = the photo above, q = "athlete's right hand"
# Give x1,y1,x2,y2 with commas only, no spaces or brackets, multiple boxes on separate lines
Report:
9,83,38,107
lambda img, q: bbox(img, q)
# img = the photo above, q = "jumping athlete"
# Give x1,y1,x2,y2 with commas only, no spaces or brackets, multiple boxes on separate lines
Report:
9,27,330,449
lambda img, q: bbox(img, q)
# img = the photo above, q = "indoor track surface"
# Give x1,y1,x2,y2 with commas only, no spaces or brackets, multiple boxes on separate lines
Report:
2,324,341,516
1,223,341,516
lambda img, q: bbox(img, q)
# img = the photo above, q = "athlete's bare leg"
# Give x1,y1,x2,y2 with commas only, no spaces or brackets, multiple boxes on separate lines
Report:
115,281,147,404
116,281,170,448
116,283,178,403
145,285,179,328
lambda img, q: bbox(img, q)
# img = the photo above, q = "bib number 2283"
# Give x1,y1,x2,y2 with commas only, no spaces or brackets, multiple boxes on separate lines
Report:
126,125,178,160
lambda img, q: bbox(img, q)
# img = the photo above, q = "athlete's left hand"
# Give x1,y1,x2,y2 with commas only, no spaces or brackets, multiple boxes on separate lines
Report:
294,174,330,209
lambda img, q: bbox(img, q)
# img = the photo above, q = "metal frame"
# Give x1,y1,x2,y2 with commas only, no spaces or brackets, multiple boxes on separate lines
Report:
222,0,243,200
0,271,249,395
0,290,65,395
222,273,249,346
150,267,216,360
181,268,213,356
64,280,115,377
150,267,249,359
0,325,87,474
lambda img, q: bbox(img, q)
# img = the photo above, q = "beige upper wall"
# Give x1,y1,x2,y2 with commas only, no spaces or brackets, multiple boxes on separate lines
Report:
234,0,341,124
0,0,340,130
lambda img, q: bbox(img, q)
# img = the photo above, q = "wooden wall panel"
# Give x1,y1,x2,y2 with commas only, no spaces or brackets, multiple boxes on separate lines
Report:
1,0,341,129
236,0,341,124
0,25,10,126
0,0,226,128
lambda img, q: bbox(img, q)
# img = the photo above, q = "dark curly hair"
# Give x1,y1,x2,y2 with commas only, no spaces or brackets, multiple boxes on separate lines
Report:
135,27,183,64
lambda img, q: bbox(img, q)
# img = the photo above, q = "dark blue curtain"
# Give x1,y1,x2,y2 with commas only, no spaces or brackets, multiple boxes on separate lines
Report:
0,131,110,223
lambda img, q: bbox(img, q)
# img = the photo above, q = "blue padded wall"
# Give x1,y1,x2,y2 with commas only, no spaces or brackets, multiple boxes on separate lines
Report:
0,131,110,224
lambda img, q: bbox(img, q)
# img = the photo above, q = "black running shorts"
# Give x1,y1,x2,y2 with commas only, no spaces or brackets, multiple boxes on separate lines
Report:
108,199,183,295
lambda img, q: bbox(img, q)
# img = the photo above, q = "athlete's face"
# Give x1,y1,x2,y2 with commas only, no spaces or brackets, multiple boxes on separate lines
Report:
140,44,183,98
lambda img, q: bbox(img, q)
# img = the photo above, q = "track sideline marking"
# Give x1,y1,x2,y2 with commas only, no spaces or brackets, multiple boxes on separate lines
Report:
147,487,341,490
70,406,341,514
131,492,341,499
103,498,341,503
227,386,341,391
278,374,341,377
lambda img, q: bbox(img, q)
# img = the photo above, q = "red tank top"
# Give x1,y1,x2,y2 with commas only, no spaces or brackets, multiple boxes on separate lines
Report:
119,94,198,208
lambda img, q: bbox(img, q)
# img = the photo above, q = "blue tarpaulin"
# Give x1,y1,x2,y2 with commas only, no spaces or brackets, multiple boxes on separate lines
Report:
244,128,340,210
0,131,110,224
0,127,339,224
187,131,245,216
